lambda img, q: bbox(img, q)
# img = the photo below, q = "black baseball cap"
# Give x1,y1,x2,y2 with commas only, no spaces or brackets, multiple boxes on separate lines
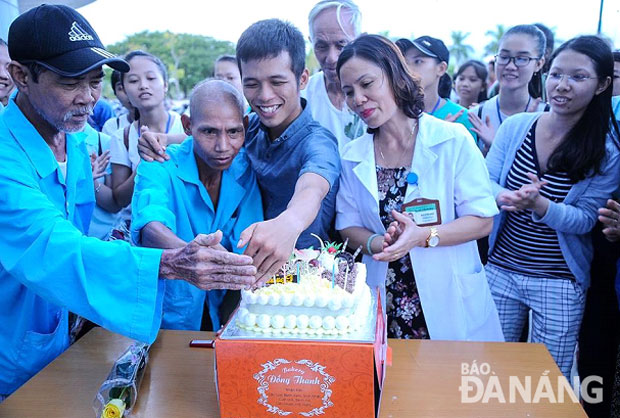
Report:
410,36,450,64
8,4,129,77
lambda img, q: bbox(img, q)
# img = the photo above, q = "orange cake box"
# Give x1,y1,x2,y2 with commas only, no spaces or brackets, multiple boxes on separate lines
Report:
215,290,387,418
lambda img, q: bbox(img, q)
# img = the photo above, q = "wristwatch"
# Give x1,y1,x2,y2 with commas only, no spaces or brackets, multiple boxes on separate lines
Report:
425,226,440,248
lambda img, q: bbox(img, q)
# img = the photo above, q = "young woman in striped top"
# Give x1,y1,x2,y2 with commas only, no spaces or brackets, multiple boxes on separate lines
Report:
484,36,620,378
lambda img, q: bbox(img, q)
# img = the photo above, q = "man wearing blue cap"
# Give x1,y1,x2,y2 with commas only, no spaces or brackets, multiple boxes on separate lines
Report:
0,5,256,400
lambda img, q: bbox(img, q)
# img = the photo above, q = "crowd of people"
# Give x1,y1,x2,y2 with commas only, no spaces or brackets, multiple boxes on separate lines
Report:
0,2,619,416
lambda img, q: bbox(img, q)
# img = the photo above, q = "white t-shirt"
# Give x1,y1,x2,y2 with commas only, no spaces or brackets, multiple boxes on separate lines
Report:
102,113,131,137
302,72,365,154
109,111,184,171
471,95,547,136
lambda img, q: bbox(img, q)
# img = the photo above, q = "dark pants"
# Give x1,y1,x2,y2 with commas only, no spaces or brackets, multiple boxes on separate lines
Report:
578,224,620,418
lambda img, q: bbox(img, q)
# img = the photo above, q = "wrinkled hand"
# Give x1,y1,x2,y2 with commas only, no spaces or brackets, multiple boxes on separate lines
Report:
497,173,547,212
444,109,465,123
90,150,110,180
160,231,256,290
138,125,170,163
238,215,301,287
599,199,620,242
468,112,496,147
373,210,427,262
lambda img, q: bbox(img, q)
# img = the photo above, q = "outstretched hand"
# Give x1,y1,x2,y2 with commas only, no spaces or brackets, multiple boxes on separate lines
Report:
238,215,301,288
160,231,257,290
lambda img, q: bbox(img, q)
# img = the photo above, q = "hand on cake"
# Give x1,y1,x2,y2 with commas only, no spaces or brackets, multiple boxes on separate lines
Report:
373,210,427,262
159,231,257,290
238,213,303,287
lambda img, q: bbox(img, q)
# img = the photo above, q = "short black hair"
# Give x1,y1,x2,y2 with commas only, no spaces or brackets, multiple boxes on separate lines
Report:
438,73,452,99
236,19,306,81
215,54,238,65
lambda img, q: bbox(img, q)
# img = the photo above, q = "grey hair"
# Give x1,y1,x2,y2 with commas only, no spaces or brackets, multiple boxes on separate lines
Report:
501,25,547,58
189,78,244,118
308,0,362,41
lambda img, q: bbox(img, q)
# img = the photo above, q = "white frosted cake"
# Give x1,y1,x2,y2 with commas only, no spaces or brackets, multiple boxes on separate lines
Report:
237,241,371,336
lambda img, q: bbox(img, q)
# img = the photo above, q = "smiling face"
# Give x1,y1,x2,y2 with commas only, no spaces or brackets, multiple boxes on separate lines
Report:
339,55,399,129
455,65,484,104
186,97,245,173
496,34,543,92
403,47,445,92
214,60,243,95
241,51,308,139
0,44,14,103
123,56,167,111
311,7,355,85
546,49,609,118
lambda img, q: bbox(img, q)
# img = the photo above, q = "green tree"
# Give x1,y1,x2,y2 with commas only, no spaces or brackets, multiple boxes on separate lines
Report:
107,31,235,98
484,24,506,57
449,31,474,68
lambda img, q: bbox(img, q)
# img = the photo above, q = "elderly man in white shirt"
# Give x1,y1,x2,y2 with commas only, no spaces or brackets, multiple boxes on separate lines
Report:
302,0,365,153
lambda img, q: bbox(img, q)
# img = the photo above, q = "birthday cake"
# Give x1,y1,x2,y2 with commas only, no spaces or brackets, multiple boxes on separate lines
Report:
237,238,371,335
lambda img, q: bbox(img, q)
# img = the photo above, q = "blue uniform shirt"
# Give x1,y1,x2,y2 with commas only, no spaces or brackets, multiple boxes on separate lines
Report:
0,97,164,396
244,98,341,249
132,137,263,330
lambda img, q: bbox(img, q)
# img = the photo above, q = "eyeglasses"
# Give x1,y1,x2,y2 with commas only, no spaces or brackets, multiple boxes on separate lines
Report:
494,54,540,67
547,72,599,84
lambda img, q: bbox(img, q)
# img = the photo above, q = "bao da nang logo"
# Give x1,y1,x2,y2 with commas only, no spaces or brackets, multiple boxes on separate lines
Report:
459,361,603,404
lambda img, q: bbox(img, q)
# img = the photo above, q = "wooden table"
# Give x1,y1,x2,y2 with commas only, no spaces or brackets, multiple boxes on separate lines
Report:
0,328,586,417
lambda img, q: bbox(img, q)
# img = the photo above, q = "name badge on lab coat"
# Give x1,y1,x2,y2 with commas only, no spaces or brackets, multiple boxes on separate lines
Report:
402,198,442,226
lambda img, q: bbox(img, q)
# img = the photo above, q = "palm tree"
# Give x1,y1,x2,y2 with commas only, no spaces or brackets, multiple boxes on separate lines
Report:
484,24,506,57
449,31,474,67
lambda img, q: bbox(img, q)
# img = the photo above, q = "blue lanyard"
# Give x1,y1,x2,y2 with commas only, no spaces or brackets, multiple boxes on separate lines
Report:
430,97,442,115
496,97,531,125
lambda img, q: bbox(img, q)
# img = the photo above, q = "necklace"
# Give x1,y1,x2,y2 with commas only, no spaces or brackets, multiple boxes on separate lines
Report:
375,119,418,168
496,96,532,125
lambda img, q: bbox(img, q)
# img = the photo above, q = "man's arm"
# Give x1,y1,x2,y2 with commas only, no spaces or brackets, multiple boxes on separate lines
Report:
0,152,255,343
238,172,329,284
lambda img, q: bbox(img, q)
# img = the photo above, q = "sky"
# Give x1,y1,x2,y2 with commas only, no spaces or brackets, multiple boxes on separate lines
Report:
78,0,620,61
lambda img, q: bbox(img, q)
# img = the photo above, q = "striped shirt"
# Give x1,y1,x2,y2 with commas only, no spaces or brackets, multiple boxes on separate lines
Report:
489,122,575,279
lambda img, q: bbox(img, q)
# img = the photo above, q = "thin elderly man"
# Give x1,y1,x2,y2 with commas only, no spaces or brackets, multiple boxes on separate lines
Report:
0,5,255,399
302,0,365,152
132,80,263,330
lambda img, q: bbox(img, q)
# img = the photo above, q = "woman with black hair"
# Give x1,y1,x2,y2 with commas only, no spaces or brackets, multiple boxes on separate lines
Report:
336,34,503,341
469,25,548,154
109,50,185,230
484,35,620,378
454,60,487,109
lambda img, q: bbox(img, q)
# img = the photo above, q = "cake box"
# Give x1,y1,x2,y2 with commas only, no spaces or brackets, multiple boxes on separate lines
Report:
214,290,387,418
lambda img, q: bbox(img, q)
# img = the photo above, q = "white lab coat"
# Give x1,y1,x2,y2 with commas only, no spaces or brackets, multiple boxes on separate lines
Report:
336,114,504,342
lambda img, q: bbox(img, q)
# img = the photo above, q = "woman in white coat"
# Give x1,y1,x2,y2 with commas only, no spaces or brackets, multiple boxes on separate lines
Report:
336,34,504,341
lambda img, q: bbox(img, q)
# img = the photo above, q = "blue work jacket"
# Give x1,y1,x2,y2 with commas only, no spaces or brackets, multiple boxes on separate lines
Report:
0,98,164,396
132,138,263,330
